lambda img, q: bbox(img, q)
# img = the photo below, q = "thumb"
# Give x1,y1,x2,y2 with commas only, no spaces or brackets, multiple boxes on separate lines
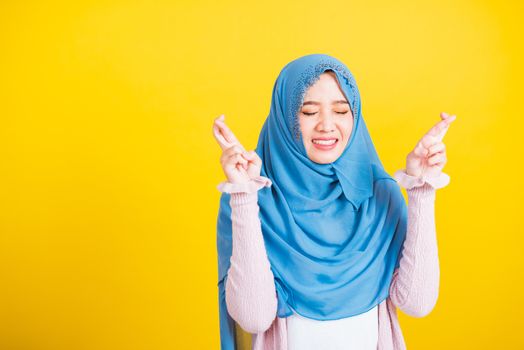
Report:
248,150,262,167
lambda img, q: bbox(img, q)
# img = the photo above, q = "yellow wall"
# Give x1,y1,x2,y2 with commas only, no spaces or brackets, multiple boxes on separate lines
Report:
0,0,522,348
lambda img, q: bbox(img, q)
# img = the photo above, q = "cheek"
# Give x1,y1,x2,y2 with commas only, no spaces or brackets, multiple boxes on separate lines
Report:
342,119,354,138
299,119,315,138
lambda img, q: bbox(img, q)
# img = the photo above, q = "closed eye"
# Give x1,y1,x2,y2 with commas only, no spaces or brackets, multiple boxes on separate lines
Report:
302,111,349,116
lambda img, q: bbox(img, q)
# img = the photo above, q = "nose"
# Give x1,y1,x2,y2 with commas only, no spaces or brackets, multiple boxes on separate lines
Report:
316,113,335,132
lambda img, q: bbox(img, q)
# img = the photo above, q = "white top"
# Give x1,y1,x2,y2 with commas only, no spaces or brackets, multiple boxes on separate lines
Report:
286,304,379,350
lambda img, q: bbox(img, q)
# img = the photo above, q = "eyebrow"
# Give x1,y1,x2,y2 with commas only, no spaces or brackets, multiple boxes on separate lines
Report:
302,100,349,106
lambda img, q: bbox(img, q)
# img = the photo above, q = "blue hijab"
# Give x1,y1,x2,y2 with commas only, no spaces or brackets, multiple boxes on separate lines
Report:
216,53,408,349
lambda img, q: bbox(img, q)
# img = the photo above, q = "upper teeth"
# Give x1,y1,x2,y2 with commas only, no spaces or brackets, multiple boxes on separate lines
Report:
313,139,337,145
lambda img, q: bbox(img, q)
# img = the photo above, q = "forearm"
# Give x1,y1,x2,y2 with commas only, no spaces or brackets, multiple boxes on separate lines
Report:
389,183,440,317
225,191,278,333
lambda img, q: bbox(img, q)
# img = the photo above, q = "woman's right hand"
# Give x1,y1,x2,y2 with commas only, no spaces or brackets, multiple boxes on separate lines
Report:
213,114,262,184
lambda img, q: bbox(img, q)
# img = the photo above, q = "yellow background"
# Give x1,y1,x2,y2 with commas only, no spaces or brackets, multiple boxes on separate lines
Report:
1,0,522,349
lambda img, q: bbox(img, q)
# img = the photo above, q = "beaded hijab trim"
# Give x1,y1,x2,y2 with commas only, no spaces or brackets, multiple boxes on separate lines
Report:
289,58,360,140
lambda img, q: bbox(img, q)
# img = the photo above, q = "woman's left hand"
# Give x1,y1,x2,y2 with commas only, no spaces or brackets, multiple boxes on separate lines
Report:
405,112,457,178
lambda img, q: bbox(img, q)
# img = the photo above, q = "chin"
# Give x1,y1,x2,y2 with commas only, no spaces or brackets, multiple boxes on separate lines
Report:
309,151,342,164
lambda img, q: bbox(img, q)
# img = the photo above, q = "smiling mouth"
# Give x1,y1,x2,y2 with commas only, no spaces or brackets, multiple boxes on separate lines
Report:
312,138,338,145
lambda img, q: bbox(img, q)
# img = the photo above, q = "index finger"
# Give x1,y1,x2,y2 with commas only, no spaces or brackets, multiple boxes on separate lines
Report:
426,112,456,141
214,116,245,151
213,123,231,150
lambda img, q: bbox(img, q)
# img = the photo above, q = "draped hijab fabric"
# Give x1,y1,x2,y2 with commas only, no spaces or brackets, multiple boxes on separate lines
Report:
216,54,408,349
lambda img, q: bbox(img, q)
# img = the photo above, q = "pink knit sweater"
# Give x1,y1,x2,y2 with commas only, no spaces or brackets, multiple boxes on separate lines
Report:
217,169,450,350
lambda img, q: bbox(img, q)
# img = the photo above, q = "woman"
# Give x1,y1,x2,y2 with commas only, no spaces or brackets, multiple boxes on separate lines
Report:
212,54,456,350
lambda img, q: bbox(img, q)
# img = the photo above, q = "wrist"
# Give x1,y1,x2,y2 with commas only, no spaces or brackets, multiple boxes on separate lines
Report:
217,176,272,194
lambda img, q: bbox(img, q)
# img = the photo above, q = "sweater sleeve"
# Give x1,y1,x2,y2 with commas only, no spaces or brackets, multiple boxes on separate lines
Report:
217,176,278,334
388,169,450,317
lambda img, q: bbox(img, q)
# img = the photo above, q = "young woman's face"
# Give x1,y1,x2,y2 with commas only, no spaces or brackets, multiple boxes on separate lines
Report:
298,71,354,164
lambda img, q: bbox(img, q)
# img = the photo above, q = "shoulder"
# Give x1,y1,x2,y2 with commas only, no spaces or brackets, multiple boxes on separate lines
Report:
373,177,402,197
368,165,403,200
372,178,406,208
